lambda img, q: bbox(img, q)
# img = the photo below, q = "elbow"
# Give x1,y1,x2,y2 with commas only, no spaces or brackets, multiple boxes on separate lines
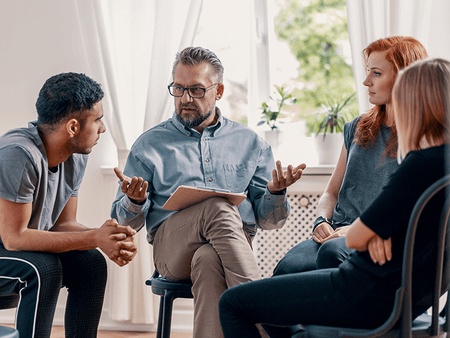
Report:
1,238,20,251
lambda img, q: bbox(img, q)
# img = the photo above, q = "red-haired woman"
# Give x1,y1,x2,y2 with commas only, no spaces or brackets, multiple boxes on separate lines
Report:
273,36,428,276
219,57,450,338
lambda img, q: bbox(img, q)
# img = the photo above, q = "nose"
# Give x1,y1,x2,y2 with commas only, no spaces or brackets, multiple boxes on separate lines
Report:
99,120,106,134
180,89,193,103
363,75,371,87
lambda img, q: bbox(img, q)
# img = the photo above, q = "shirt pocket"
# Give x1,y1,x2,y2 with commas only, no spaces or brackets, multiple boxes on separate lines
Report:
223,162,256,193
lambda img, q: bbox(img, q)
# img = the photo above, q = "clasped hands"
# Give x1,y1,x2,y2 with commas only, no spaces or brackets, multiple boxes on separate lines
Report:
98,219,137,267
313,223,392,266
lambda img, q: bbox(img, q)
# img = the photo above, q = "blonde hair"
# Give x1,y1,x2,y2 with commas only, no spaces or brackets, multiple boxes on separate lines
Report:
393,58,450,163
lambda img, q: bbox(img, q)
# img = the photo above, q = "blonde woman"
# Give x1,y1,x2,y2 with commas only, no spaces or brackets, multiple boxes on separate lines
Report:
219,58,450,337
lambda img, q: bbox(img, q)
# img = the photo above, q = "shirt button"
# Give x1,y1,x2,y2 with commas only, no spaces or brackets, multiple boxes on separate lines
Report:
187,133,191,136
209,178,213,182
206,159,210,162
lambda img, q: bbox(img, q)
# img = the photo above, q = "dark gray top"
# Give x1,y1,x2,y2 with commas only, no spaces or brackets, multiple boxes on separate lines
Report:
331,117,399,226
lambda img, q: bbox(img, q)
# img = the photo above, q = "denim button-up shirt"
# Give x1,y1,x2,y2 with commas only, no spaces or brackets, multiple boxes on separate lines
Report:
111,109,290,243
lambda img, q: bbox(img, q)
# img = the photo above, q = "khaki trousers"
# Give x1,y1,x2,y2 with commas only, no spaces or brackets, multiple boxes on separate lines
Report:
153,197,261,338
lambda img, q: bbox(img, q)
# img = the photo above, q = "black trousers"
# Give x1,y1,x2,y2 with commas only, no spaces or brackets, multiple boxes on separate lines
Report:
0,244,107,338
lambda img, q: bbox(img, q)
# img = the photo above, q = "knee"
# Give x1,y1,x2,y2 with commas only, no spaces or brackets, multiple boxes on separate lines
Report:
316,238,348,269
22,253,63,291
60,249,107,289
191,244,224,282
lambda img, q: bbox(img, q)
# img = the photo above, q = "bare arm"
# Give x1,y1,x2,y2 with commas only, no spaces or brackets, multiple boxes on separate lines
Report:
312,145,347,243
316,144,347,218
346,217,392,265
0,197,137,266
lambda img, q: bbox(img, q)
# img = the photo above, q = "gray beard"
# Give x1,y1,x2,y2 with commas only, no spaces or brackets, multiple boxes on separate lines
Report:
176,108,213,129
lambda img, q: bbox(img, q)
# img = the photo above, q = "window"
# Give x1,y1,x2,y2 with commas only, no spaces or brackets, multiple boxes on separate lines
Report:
194,0,354,166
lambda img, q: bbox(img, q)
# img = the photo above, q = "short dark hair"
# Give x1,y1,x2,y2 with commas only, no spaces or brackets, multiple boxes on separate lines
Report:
36,72,104,126
172,46,224,83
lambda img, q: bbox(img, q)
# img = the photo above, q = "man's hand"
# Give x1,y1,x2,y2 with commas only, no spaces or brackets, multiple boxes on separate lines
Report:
95,219,137,267
114,167,148,204
267,161,306,193
367,235,392,265
109,232,138,265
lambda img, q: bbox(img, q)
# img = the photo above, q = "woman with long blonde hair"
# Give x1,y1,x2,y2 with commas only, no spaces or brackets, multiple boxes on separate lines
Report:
219,58,450,338
273,36,428,276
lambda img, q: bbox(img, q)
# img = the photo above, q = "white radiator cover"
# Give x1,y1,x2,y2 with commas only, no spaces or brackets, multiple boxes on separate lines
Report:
255,193,322,278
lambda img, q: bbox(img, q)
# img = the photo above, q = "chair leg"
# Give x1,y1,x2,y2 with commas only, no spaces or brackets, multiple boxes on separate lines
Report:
161,290,176,338
156,296,164,338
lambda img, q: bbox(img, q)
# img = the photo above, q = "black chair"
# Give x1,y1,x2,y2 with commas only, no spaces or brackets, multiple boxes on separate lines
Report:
292,174,450,338
146,269,193,338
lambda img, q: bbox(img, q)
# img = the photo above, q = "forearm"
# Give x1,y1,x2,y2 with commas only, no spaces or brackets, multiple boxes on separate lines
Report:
315,191,338,219
51,221,89,233
3,227,99,252
256,188,290,230
111,195,149,231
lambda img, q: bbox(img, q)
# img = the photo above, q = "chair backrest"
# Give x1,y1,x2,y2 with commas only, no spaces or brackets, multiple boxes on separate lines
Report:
361,174,450,337
398,174,450,336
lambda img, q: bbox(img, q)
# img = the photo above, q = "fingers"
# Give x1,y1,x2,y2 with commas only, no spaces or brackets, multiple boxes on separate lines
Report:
114,167,129,182
384,237,392,262
368,236,391,265
110,233,127,241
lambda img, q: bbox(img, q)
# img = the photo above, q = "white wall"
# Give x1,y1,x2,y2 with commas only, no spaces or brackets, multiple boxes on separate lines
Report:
1,0,450,331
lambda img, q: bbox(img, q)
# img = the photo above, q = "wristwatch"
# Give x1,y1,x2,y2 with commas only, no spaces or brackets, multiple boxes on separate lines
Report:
313,216,334,229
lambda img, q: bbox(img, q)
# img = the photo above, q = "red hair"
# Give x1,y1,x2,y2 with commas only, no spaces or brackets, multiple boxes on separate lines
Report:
354,36,428,157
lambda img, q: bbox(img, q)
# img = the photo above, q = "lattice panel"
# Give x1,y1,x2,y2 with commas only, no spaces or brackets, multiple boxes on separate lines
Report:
254,193,322,278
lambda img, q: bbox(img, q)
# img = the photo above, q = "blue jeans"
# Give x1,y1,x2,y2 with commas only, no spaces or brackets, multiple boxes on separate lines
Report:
219,269,389,338
273,237,354,275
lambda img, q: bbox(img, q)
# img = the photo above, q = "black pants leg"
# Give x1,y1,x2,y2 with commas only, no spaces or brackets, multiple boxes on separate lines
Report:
0,245,107,338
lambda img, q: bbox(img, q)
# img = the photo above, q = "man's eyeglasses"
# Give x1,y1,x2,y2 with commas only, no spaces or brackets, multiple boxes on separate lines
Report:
168,83,219,98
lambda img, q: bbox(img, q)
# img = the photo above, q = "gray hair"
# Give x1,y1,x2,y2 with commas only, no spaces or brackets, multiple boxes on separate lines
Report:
172,46,224,83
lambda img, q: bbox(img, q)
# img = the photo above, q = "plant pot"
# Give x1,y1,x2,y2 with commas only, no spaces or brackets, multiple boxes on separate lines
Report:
313,132,344,165
265,129,283,151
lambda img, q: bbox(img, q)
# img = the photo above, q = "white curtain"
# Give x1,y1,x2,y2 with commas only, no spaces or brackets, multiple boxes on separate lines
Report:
74,0,203,324
346,0,433,114
248,0,271,130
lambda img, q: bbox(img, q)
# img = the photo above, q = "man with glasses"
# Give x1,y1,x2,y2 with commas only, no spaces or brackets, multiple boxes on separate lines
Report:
111,46,305,338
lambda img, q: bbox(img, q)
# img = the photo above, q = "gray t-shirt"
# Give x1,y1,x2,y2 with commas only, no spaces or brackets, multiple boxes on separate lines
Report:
331,117,399,226
0,121,88,232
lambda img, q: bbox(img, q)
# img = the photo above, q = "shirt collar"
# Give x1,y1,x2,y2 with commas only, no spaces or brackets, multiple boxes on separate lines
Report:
171,107,224,137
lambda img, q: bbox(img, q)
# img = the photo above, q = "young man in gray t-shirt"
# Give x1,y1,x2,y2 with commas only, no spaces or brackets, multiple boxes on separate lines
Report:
0,73,137,338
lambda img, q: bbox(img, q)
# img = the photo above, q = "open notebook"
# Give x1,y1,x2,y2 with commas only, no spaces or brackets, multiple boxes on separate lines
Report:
162,186,247,211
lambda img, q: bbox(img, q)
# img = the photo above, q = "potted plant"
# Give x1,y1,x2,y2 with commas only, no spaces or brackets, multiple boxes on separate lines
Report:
257,85,296,150
307,93,356,164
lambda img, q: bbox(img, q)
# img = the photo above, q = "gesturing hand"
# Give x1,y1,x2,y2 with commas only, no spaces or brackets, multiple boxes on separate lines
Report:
267,161,307,193
114,167,148,204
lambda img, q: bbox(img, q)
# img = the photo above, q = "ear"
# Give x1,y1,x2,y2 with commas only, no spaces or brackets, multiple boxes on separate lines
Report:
215,83,225,101
66,118,81,137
